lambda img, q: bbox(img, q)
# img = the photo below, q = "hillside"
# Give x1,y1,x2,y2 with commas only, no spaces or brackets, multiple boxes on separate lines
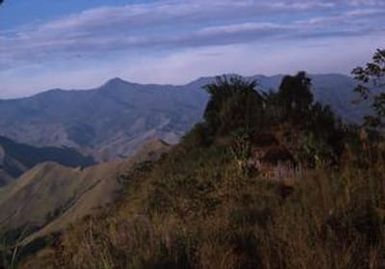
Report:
0,136,94,186
0,139,170,249
0,74,369,161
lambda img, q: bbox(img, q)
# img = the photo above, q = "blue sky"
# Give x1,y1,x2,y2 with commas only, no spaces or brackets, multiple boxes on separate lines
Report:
0,0,384,98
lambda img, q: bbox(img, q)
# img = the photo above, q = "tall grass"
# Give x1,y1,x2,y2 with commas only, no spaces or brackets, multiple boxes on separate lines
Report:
18,141,385,269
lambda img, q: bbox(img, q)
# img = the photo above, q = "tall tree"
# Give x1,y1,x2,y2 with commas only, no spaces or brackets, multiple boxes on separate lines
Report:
277,71,313,119
352,48,385,128
203,76,265,136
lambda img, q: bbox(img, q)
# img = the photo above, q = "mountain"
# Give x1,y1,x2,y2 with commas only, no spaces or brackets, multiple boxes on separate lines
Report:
0,138,170,246
0,78,207,161
0,74,368,161
0,136,95,186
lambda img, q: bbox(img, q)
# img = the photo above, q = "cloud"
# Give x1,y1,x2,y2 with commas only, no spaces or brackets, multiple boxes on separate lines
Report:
0,0,342,66
1,34,382,99
347,0,385,6
0,0,384,96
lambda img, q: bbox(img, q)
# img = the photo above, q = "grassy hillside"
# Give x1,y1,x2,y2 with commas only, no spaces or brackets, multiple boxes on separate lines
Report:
21,145,385,269
11,74,385,269
0,139,170,268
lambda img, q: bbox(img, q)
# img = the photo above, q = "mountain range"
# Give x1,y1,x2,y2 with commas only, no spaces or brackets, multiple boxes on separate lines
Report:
0,74,368,164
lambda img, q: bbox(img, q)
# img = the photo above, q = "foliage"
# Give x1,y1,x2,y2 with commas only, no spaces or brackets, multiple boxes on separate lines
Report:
200,73,344,165
203,75,265,137
352,48,385,128
300,132,336,167
277,71,313,120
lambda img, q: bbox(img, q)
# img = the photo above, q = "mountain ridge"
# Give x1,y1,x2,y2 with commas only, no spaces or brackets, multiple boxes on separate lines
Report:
0,73,353,101
0,136,95,186
0,73,369,161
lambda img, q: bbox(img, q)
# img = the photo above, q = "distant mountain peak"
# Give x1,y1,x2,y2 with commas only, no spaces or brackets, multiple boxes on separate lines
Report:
108,77,126,83
102,77,131,88
34,88,65,97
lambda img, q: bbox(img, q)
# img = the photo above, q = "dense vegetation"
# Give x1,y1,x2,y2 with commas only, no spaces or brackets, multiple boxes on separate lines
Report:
2,49,384,269
352,48,385,129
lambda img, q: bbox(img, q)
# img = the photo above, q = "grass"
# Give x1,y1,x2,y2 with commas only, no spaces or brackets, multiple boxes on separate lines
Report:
17,139,385,269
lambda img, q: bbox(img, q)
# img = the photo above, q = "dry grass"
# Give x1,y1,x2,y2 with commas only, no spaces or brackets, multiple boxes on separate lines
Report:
18,142,385,269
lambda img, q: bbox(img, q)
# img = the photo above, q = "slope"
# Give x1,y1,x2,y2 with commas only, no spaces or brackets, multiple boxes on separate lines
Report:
0,138,170,246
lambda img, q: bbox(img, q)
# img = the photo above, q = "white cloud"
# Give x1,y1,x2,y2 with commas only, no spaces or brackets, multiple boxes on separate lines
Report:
0,0,384,96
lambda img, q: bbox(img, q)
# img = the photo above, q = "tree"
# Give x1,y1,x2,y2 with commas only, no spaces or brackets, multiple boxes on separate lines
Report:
203,75,265,136
277,71,313,119
352,48,385,128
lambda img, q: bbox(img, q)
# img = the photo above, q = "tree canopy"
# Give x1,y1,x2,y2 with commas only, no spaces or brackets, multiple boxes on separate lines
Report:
203,75,265,136
352,48,385,128
185,72,345,167
277,71,313,119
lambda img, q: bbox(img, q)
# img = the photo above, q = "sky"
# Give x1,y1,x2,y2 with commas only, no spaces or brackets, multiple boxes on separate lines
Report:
0,0,384,98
